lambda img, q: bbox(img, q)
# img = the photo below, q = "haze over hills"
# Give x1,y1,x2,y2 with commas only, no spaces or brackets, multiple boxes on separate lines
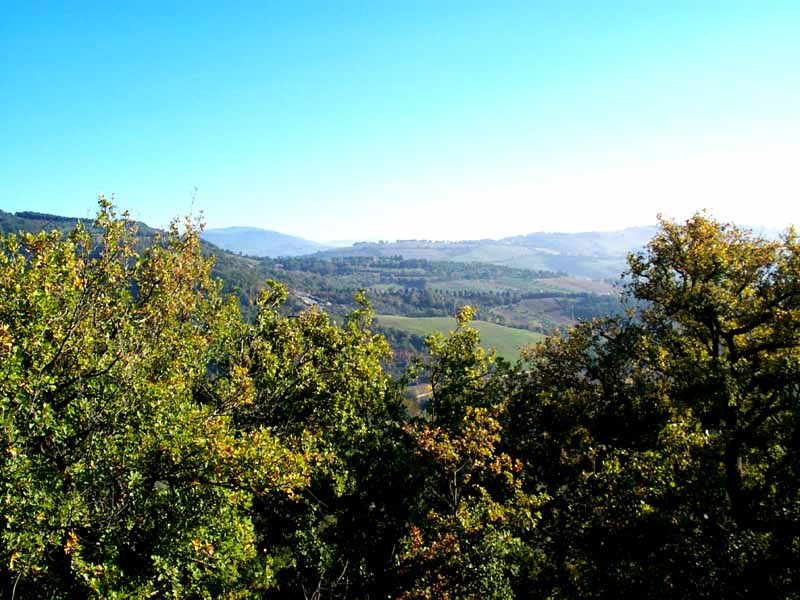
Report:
501,226,660,257
4,209,781,281
316,226,661,279
193,220,662,279
199,226,328,257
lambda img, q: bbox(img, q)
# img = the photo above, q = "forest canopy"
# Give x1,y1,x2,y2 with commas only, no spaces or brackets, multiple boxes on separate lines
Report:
1,201,798,598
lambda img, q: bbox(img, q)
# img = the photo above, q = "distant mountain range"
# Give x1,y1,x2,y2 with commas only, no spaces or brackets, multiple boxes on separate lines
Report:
199,227,328,257
10,208,777,280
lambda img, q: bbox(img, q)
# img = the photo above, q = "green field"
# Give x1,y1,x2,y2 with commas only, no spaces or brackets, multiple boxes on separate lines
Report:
376,314,545,361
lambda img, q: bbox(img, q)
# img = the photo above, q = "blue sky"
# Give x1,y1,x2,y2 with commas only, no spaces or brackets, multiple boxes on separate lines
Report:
3,2,799,241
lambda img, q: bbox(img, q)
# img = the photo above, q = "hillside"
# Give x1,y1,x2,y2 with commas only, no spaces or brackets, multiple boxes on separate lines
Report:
316,226,658,279
0,207,624,374
0,209,160,241
500,226,659,256
199,226,327,257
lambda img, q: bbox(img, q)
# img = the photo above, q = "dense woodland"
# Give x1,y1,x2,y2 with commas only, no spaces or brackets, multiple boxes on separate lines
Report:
1,200,799,598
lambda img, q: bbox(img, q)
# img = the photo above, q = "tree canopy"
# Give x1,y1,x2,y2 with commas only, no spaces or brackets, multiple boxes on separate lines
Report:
0,205,797,598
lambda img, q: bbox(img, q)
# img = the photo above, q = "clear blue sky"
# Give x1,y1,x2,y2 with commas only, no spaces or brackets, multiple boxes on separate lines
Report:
3,1,799,241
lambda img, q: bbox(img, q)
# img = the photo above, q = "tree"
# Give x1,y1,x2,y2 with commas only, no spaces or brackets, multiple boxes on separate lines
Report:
501,214,800,597
396,308,546,599
201,281,413,598
626,214,800,593
0,199,308,597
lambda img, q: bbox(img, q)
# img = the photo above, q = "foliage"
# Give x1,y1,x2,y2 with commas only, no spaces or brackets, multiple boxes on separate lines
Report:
0,199,308,597
392,308,547,599
501,214,800,598
1,206,798,598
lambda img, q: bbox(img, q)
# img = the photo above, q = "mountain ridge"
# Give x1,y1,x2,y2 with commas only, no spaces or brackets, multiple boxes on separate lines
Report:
199,226,327,257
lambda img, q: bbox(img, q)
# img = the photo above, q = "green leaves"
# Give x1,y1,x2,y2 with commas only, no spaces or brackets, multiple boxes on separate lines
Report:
496,214,800,597
0,199,310,597
3,204,797,597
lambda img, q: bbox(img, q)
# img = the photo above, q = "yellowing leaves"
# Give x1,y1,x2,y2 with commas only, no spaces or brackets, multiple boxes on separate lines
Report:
63,531,79,556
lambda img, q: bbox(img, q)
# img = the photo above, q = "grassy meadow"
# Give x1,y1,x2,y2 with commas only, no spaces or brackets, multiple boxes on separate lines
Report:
376,314,545,361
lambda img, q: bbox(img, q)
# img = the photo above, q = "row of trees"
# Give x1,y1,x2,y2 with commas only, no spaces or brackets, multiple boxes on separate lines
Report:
268,255,556,282
1,201,798,597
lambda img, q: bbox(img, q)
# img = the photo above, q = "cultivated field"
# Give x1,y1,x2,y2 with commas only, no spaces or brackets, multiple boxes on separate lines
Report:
376,315,545,361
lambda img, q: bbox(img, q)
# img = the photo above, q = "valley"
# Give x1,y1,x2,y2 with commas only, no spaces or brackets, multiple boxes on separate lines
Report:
1,209,627,373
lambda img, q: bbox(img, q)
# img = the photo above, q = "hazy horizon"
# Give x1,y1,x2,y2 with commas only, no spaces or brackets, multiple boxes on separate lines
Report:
3,3,799,240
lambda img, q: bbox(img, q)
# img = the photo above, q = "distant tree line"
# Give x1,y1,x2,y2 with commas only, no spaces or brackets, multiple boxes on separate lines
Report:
265,255,560,281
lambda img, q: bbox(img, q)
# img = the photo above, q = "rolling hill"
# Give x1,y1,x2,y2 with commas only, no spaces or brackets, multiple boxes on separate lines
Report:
316,227,659,279
199,226,327,257
0,206,626,368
